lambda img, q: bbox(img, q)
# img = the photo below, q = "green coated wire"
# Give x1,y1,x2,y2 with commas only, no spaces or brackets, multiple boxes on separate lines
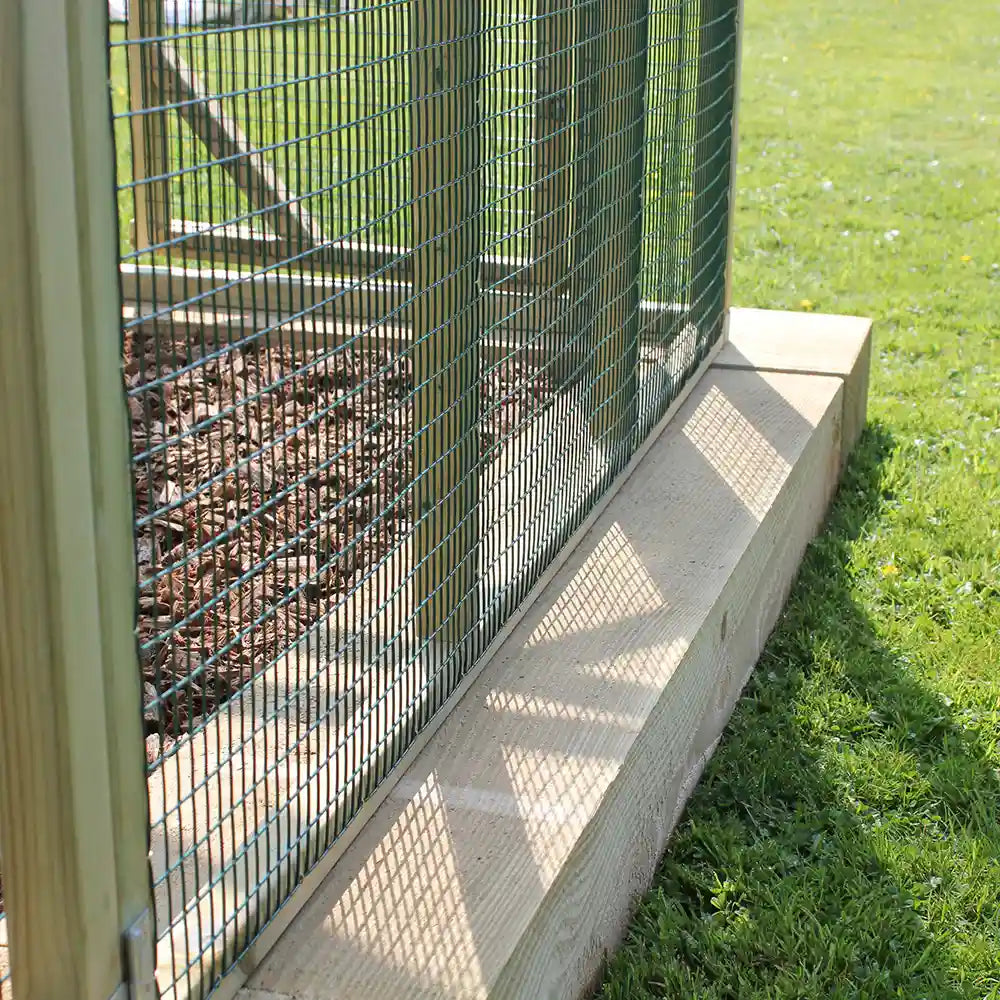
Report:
106,1,738,996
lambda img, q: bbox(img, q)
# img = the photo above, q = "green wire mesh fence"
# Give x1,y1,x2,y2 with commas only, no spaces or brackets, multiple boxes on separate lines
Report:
109,0,738,995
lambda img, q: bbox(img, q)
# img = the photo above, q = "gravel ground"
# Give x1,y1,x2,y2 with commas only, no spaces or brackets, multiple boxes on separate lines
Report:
125,327,552,748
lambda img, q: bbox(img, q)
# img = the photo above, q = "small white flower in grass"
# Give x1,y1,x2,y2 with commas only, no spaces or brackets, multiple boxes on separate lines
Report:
928,159,940,168
929,876,943,889
884,229,900,241
821,179,834,191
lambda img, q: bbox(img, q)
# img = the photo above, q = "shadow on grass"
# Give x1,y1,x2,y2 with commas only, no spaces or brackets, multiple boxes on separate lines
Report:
597,423,1000,1000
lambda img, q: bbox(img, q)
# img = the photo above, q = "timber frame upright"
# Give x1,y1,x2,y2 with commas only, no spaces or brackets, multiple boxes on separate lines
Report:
0,1,155,998
128,0,170,251
409,0,482,653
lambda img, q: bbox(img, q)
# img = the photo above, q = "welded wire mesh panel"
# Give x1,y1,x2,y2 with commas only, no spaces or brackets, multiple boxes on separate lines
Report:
109,0,737,996
112,1,412,270
637,0,738,435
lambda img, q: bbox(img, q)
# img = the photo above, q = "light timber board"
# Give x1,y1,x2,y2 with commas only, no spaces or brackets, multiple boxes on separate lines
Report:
229,313,870,1000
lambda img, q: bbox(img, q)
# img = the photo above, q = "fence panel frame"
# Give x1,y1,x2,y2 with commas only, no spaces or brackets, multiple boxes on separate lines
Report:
0,0,153,997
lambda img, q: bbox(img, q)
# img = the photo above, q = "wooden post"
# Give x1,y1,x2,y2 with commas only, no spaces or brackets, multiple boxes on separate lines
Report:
531,0,575,295
722,0,744,324
0,0,153,996
409,1,481,651
531,0,577,385
128,0,170,251
586,1,650,460
689,0,738,341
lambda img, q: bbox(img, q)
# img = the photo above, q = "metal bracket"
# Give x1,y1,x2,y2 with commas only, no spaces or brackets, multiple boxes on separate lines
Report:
123,909,157,1000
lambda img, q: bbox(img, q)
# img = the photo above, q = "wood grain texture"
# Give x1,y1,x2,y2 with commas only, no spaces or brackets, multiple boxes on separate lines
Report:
120,264,690,376
718,307,873,462
409,0,481,642
152,328,726,1000
0,2,143,998
128,0,170,249
492,372,842,1000
119,262,575,337
722,0,745,313
187,337,723,1000
689,0,736,340
532,0,576,298
586,3,646,452
74,0,157,941
236,363,847,1000
147,642,448,1000
157,219,579,290
0,1,152,997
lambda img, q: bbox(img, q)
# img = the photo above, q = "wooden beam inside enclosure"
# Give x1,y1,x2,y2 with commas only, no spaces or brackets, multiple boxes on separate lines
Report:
722,0,745,316
586,2,650,457
532,0,576,298
127,12,328,255
409,0,481,649
689,0,737,339
0,1,153,997
164,217,542,287
152,40,329,254
128,0,170,250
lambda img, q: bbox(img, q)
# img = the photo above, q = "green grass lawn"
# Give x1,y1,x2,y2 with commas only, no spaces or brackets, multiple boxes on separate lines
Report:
597,0,1000,997
110,9,562,260
109,13,420,255
108,9,697,287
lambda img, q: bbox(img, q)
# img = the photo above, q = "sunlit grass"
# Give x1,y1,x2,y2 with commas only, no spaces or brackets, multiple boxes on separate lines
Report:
598,0,1000,997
